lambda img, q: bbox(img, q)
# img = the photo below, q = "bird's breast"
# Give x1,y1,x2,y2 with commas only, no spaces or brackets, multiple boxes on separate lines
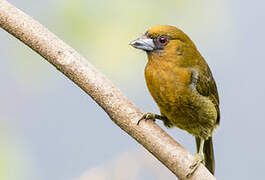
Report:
144,61,192,112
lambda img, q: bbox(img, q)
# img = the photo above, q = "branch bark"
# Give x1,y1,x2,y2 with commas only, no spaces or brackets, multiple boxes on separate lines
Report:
0,0,216,179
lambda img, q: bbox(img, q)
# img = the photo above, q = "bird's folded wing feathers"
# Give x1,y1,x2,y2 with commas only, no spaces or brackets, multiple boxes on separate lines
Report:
193,68,220,124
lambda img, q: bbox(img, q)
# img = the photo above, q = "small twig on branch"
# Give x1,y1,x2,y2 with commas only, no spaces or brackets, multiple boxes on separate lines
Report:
0,0,216,179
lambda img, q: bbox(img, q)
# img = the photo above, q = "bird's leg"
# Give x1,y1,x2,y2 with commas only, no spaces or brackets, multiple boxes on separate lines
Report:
187,138,205,178
137,113,167,125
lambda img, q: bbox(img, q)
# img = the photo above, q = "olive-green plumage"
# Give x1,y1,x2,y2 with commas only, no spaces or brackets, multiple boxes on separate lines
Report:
131,25,220,176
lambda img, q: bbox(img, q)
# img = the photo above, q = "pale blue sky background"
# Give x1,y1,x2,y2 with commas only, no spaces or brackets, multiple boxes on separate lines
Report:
0,0,264,179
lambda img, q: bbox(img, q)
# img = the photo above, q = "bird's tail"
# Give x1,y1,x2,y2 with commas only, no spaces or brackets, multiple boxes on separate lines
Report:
195,137,215,175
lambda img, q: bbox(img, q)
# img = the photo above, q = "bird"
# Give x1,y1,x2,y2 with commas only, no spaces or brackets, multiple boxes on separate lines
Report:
130,25,220,177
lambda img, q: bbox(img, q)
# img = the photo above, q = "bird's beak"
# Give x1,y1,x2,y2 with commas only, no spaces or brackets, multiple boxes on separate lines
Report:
130,35,155,51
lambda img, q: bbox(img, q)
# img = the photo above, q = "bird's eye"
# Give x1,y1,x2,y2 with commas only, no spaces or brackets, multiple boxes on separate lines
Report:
158,36,168,45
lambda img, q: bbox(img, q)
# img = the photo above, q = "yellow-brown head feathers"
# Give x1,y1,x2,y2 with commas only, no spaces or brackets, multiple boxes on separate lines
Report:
130,25,196,54
146,25,191,43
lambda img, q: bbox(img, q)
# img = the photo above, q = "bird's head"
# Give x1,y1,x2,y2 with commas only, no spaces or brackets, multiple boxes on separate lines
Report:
130,25,199,65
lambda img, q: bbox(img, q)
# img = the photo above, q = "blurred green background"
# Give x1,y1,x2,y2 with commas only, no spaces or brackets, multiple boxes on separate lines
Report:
0,0,264,179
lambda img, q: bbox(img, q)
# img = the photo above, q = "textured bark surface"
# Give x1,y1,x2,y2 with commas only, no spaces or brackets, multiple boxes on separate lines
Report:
0,0,216,179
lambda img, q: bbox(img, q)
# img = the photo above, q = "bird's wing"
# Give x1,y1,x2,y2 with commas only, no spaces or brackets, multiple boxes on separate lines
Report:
193,68,220,124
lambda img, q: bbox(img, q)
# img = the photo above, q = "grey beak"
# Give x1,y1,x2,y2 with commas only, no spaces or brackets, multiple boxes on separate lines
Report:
130,35,155,51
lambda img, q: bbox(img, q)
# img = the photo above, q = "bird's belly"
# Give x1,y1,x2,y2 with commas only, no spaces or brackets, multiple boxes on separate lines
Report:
155,86,215,138
145,68,216,138
145,69,192,123
150,83,194,126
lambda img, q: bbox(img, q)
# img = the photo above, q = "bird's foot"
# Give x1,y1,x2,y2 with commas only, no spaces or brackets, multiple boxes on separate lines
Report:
186,153,205,178
137,112,156,125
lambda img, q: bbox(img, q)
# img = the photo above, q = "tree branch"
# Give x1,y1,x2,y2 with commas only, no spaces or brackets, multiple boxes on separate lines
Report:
0,0,215,179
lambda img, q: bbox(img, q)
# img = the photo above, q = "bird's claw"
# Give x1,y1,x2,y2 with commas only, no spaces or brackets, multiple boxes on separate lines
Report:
137,112,156,125
186,153,205,178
